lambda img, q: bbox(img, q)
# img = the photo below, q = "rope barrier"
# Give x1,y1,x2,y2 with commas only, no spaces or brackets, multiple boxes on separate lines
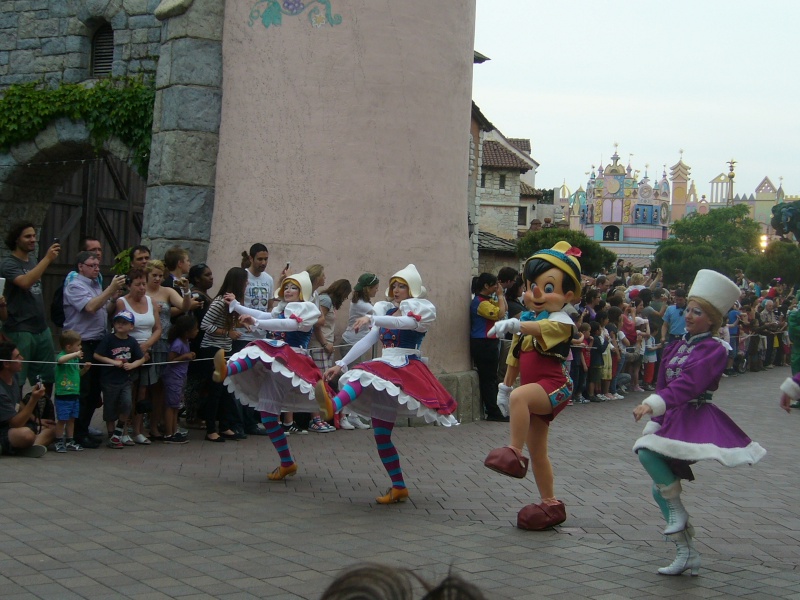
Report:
0,341,371,368
0,357,215,367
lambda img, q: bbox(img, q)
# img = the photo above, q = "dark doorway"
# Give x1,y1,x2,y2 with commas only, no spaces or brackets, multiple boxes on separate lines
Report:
39,155,146,330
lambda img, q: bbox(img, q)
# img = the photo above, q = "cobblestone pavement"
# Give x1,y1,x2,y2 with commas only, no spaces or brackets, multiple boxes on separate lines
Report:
1,367,798,599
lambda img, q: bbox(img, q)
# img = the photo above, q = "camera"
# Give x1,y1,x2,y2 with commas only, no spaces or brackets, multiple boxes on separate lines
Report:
125,275,132,286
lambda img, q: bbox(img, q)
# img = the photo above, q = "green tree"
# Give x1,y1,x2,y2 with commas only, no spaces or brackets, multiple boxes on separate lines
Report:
516,229,616,277
746,240,800,289
652,204,761,286
668,204,760,259
651,239,727,287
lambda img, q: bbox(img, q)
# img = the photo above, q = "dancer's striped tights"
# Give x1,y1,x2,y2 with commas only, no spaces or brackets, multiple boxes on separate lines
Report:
373,417,405,489
260,411,294,466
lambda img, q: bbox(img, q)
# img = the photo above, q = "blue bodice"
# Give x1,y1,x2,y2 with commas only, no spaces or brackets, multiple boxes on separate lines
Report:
273,313,313,349
380,306,425,350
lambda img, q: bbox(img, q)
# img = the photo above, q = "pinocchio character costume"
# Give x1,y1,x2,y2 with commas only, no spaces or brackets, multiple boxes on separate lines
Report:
484,241,582,530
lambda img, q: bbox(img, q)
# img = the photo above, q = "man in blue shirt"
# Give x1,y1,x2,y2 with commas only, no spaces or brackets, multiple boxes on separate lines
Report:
661,288,687,343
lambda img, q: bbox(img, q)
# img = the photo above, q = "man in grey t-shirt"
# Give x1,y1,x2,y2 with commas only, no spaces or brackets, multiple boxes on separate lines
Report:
0,222,60,389
231,243,283,437
237,243,275,343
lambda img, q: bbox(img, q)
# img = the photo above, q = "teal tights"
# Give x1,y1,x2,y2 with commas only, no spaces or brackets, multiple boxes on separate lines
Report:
638,449,678,486
639,449,678,524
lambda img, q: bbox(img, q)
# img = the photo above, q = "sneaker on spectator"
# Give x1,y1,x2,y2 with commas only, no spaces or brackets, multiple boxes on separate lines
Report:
309,417,335,432
107,435,124,449
283,422,307,435
567,399,574,406
55,440,67,453
632,386,644,392
612,393,625,400
339,414,355,430
65,440,83,452
347,414,370,429
164,433,188,444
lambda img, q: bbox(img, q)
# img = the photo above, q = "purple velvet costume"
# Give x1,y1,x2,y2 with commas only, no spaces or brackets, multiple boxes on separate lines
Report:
633,333,766,474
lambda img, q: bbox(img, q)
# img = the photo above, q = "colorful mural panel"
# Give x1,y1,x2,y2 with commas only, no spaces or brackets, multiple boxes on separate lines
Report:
249,0,342,30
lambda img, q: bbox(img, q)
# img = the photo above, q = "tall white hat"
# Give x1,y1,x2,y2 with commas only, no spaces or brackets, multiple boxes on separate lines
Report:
386,264,426,298
276,270,313,302
687,269,740,317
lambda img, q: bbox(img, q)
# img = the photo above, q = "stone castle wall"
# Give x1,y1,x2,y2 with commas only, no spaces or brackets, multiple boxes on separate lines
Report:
0,0,162,89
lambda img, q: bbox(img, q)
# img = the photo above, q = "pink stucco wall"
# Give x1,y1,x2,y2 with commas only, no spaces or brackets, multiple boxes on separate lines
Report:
208,1,476,373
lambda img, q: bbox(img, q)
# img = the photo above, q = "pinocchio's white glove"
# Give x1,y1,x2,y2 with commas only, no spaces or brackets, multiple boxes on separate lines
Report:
497,383,512,417
488,318,521,338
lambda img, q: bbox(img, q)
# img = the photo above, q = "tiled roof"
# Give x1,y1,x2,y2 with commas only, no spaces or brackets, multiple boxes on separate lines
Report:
478,230,518,253
471,102,494,132
482,141,532,171
520,181,542,197
508,138,531,153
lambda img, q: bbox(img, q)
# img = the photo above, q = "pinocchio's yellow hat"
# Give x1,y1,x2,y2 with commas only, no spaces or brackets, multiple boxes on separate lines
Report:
525,241,583,296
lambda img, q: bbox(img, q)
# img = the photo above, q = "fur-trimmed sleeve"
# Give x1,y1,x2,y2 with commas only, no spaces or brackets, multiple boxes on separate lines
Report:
781,374,800,401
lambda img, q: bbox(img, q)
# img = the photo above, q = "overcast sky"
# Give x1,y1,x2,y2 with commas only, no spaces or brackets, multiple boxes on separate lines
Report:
472,0,798,198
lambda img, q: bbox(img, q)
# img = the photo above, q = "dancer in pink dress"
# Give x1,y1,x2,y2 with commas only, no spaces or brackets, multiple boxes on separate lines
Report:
316,264,457,504
212,271,321,480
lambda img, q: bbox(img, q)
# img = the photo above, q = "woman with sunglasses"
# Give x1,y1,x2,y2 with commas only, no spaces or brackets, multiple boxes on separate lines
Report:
632,270,765,576
316,265,457,504
212,271,322,479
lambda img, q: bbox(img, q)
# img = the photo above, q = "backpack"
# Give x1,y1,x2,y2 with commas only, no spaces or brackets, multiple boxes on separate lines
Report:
50,277,67,328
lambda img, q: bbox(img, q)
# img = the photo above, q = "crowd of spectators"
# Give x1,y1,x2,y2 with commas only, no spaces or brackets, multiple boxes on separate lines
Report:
3,222,798,456
0,223,375,457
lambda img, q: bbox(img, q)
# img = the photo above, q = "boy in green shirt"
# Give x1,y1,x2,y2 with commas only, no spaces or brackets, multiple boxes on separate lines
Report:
54,330,91,453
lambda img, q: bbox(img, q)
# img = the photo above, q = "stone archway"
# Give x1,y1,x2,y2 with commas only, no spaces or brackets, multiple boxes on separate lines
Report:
0,117,138,252
0,118,145,330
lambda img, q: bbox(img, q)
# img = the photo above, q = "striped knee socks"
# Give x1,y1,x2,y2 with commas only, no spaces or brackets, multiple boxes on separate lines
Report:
373,417,405,489
260,411,293,466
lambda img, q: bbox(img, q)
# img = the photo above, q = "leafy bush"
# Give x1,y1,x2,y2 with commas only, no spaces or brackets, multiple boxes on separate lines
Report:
0,77,154,177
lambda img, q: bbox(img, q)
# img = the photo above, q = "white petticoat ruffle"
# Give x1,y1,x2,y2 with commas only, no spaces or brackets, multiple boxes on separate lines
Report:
223,343,319,414
339,368,459,427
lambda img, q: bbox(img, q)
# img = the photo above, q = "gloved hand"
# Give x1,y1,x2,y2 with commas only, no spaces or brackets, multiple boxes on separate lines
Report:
488,318,521,338
497,383,512,417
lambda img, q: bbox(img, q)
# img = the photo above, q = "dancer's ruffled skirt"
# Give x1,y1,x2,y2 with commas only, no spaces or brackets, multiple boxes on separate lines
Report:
338,356,458,426
223,340,321,414
633,403,766,469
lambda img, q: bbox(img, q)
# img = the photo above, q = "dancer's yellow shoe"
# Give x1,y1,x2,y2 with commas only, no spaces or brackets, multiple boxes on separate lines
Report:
376,487,409,504
314,379,335,421
211,349,227,383
267,463,298,481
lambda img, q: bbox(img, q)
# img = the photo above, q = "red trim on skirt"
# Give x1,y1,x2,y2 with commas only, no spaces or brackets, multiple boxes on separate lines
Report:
353,358,456,416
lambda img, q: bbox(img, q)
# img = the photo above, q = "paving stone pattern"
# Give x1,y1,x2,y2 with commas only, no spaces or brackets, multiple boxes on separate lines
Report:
1,368,798,599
